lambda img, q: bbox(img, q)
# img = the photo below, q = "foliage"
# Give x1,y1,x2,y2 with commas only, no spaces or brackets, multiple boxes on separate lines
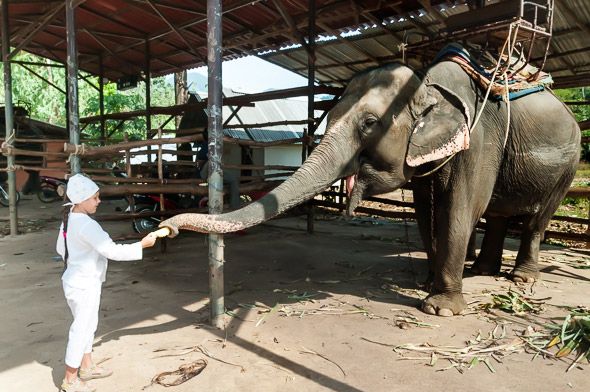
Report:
524,308,590,372
0,51,175,140
554,87,590,161
480,290,544,315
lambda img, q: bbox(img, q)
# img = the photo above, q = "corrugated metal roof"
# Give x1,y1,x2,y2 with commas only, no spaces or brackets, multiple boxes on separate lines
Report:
262,0,590,88
217,128,302,143
191,88,326,133
178,90,313,141
1,1,588,88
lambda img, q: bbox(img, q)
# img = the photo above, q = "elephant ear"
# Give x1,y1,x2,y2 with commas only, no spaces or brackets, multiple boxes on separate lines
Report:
406,83,472,167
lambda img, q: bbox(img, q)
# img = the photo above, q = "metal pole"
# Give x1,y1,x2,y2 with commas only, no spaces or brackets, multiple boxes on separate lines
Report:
66,0,80,174
306,0,316,234
1,0,18,235
207,0,225,328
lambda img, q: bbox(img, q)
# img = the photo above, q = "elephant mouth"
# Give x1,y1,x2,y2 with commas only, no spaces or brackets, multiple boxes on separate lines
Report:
345,172,366,215
345,174,357,196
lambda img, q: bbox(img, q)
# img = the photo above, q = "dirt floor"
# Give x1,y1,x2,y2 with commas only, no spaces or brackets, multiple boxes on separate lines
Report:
1,195,589,392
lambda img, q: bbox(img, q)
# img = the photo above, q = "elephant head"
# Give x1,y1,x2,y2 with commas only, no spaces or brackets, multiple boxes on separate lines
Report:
160,63,471,236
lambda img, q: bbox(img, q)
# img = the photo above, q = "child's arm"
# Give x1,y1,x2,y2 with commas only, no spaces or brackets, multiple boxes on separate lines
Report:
82,219,149,261
140,233,157,248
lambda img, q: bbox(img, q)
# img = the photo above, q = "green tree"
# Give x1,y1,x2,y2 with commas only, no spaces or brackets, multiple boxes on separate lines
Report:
554,87,590,161
1,51,175,140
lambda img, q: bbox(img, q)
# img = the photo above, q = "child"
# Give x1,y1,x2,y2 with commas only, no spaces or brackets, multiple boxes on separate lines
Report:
56,174,157,392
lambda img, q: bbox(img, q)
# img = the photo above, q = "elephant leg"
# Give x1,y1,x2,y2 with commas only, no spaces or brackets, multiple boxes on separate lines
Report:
512,217,542,283
466,228,477,261
422,203,471,317
411,183,436,289
471,216,508,276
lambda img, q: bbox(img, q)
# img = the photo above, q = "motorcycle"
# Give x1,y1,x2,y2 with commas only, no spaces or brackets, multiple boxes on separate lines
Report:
0,182,20,207
128,193,200,234
37,175,66,203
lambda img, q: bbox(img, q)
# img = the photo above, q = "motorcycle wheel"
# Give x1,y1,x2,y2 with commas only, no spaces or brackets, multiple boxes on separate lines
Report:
38,184,60,203
0,187,20,207
0,191,7,207
132,204,160,234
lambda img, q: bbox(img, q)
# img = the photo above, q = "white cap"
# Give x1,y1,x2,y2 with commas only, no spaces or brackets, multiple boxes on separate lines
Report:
65,174,99,204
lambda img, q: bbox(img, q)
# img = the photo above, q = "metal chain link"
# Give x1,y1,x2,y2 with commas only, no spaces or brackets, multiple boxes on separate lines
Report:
430,177,436,257
401,187,418,286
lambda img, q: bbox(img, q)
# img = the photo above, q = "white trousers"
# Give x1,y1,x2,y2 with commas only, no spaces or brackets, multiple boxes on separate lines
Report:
63,282,102,368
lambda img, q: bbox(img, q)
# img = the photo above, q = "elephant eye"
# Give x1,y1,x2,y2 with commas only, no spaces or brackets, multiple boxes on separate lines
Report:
361,116,378,133
421,104,435,118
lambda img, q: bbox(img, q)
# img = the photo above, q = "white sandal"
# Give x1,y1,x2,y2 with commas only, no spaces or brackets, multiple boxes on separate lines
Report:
79,364,113,381
60,377,96,392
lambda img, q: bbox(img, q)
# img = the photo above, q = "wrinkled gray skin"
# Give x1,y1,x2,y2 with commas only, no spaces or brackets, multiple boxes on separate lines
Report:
161,61,580,317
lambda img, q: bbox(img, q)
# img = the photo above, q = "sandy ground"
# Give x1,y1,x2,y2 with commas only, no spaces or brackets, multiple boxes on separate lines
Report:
1,196,589,392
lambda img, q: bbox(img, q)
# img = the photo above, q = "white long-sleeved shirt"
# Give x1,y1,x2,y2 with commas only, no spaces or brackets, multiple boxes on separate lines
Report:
56,212,142,288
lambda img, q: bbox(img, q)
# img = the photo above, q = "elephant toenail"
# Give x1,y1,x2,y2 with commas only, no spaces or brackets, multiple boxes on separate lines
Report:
438,308,453,317
422,304,436,315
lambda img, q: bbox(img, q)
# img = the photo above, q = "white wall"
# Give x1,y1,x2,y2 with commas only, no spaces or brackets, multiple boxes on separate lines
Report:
264,145,302,179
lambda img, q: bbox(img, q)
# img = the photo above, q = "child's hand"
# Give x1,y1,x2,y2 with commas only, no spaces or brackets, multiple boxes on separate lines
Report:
140,233,157,248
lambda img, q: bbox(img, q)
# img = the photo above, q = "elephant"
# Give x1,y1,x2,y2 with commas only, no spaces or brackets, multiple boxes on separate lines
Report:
160,59,581,317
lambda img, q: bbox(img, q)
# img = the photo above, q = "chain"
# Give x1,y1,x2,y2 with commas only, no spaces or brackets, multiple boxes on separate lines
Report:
401,188,418,286
430,177,436,258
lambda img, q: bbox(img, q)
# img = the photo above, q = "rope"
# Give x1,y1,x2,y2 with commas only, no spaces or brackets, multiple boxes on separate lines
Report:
66,143,86,163
414,23,519,179
413,152,458,178
398,43,407,64
503,73,511,149
1,129,16,150
5,129,15,145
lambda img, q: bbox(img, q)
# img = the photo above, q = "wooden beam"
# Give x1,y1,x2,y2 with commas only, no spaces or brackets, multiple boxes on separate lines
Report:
553,73,590,89
110,0,265,54
64,134,204,156
225,119,310,129
80,86,342,123
564,101,590,105
144,0,205,62
271,0,310,53
8,1,65,59
17,62,65,94
99,179,282,197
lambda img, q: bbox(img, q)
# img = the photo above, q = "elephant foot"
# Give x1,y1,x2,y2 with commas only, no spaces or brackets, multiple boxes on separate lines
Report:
470,259,501,276
421,293,467,317
511,268,539,283
470,264,500,276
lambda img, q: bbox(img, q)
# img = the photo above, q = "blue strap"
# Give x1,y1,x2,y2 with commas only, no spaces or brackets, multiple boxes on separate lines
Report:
492,85,545,101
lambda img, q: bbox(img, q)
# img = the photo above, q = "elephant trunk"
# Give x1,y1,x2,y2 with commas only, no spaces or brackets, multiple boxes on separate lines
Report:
160,131,355,235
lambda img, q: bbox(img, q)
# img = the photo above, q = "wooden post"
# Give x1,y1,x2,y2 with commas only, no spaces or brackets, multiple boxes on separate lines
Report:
65,0,81,174
174,70,188,129
1,0,18,235
338,178,345,212
207,0,225,329
124,132,134,217
98,54,105,146
157,128,167,252
306,0,316,234
145,39,152,163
